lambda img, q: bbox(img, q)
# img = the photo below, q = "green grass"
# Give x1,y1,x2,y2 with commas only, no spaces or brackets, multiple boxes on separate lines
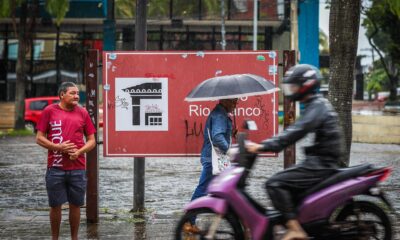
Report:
0,128,35,137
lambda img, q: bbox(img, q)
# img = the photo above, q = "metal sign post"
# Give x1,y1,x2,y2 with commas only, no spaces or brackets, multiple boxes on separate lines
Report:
85,49,99,222
133,0,147,212
283,50,296,168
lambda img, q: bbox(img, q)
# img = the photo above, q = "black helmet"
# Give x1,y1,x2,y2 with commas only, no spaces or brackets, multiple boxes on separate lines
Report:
282,64,322,101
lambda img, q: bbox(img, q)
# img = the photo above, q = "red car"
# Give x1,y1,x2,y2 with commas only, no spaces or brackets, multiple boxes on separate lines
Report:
24,96,60,132
24,96,103,132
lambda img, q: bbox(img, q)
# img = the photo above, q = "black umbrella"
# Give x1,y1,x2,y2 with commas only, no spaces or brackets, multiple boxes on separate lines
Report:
185,74,279,102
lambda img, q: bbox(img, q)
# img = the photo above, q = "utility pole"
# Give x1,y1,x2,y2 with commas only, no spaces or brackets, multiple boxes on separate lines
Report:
220,0,226,50
283,0,299,168
253,0,258,50
290,0,299,55
85,50,99,223
283,51,296,168
103,0,116,51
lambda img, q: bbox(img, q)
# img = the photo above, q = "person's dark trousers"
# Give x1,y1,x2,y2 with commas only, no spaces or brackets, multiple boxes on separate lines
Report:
266,164,337,220
191,160,213,201
189,160,213,225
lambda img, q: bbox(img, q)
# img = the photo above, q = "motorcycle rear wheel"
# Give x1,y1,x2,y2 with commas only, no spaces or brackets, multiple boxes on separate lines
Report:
334,200,392,240
175,208,244,240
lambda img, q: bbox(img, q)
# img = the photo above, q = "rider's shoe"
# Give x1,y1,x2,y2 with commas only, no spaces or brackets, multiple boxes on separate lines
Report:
183,222,200,233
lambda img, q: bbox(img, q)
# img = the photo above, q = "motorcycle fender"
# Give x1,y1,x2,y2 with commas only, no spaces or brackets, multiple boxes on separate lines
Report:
371,191,395,212
184,196,228,215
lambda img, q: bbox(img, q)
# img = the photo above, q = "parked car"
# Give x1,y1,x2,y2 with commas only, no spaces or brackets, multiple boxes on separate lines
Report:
24,96,60,132
24,96,103,132
377,92,390,102
99,107,103,127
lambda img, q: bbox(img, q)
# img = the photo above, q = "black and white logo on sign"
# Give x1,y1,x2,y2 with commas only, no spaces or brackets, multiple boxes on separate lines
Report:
115,78,168,131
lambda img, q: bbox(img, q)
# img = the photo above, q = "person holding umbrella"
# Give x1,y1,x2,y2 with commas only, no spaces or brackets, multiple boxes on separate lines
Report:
183,73,278,233
183,98,238,233
246,64,344,240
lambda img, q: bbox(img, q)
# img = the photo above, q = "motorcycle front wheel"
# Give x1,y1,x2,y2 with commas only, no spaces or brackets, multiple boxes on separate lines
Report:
334,200,392,240
175,208,244,240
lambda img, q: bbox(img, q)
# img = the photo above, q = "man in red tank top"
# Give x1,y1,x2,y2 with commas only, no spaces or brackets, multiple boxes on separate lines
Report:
36,82,96,240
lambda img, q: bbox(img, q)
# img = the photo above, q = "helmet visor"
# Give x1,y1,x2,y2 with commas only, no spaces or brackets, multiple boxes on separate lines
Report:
282,83,300,97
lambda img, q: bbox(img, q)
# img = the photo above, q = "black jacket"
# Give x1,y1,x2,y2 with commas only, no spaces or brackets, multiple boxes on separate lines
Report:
261,95,344,168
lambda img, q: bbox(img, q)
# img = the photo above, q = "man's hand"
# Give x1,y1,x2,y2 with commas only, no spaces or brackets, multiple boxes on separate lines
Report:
57,140,77,153
68,149,81,160
246,142,263,153
67,134,96,161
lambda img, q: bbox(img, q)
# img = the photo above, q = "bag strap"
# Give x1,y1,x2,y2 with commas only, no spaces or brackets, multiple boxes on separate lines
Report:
207,128,216,152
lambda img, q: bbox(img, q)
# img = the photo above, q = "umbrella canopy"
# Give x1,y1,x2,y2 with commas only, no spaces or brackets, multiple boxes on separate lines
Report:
185,74,279,102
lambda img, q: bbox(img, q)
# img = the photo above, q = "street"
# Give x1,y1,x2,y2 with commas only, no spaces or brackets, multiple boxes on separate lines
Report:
0,135,399,239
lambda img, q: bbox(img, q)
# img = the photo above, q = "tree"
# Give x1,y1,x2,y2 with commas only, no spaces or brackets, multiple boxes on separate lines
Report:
363,0,400,102
329,0,361,166
319,29,329,55
14,1,29,130
0,0,68,130
115,0,221,19
365,64,386,100
115,0,135,18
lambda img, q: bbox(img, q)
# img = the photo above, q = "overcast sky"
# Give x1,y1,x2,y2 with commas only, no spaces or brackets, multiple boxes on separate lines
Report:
319,3,374,68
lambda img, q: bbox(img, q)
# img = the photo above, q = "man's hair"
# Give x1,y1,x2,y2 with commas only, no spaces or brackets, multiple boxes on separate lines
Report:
58,82,77,98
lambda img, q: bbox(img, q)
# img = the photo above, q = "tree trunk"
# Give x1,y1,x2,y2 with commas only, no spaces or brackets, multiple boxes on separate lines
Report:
56,25,60,85
387,59,399,102
14,1,28,130
328,0,361,166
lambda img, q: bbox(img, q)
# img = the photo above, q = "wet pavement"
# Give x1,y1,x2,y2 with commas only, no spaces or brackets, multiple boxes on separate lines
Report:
0,134,399,239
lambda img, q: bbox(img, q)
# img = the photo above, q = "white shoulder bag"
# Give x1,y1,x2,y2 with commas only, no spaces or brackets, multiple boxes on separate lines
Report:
207,128,231,175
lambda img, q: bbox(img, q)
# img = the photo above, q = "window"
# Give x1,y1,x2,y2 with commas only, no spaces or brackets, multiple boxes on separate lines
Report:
149,116,162,126
29,100,48,111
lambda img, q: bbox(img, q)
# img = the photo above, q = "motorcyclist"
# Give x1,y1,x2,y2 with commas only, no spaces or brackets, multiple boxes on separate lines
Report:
247,64,344,240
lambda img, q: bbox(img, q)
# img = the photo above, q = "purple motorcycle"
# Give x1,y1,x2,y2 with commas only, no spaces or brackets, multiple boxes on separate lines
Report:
175,124,394,240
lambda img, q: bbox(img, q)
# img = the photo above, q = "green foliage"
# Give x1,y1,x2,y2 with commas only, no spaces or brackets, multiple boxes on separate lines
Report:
0,0,12,17
363,0,400,63
278,116,283,125
115,0,223,19
366,67,386,93
319,29,329,54
115,0,135,18
363,0,400,101
45,0,69,26
0,128,34,137
0,0,23,18
0,0,69,24
386,0,400,17
202,0,221,18
148,0,169,18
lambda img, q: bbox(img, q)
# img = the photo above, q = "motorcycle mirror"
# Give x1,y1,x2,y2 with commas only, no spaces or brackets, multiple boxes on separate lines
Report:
237,132,246,154
243,120,258,131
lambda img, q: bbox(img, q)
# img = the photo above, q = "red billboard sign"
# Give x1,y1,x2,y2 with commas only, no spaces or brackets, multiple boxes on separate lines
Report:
103,51,279,157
